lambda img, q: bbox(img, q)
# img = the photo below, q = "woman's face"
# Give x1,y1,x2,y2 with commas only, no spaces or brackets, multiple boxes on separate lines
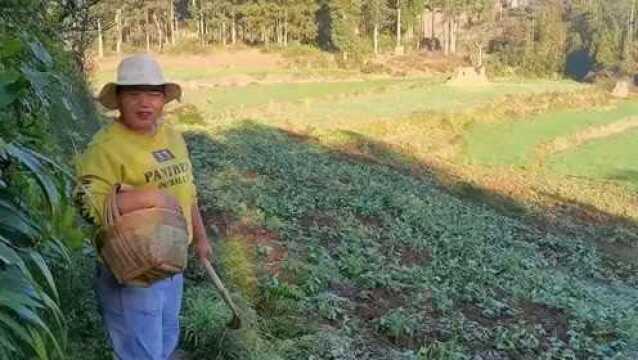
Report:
116,86,166,133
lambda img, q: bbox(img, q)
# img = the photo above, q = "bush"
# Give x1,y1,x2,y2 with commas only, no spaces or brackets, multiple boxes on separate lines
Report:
1,4,99,358
279,44,337,69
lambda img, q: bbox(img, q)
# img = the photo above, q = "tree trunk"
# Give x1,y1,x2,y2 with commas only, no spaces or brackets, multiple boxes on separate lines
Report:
443,16,449,55
146,8,151,52
627,0,636,57
175,9,179,42
196,12,201,39
528,16,535,52
153,13,163,50
417,14,422,49
231,11,237,45
262,25,267,44
284,9,288,47
115,9,122,54
374,22,379,55
431,9,435,40
222,21,227,46
396,2,401,47
97,18,104,58
275,17,280,45
165,19,171,48
200,8,205,46
170,0,176,46
423,10,428,38
450,16,457,55
632,0,636,39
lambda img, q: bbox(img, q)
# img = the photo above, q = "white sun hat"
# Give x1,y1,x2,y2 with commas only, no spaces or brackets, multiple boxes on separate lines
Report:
97,54,182,110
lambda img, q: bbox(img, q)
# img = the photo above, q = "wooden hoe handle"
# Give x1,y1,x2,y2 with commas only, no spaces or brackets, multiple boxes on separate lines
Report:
202,258,242,329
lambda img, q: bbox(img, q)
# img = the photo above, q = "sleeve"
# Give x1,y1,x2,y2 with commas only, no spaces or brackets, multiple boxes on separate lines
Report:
74,144,120,226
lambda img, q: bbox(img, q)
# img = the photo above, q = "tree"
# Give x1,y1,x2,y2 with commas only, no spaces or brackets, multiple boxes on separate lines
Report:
570,0,637,71
363,0,391,55
317,0,365,60
285,0,318,45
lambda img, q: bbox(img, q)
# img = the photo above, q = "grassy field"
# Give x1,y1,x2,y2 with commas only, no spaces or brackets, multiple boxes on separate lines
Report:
188,79,403,117
548,127,638,188
464,100,638,169
71,53,638,359
189,79,583,124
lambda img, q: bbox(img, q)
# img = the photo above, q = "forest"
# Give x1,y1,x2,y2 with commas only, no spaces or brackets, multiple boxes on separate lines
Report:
89,0,638,76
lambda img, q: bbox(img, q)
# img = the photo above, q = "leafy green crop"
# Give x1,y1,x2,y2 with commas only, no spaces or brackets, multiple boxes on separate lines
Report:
183,121,638,358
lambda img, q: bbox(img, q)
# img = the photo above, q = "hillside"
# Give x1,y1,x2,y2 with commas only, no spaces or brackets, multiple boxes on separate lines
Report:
65,52,638,359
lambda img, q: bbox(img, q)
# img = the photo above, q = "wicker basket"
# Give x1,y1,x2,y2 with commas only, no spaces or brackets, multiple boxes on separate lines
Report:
98,187,189,287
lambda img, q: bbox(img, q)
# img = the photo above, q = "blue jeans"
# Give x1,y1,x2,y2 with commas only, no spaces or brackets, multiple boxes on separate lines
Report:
95,264,184,360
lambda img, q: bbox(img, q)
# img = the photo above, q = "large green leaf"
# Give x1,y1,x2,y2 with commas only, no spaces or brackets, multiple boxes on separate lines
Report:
0,235,36,285
27,40,53,68
29,327,51,360
6,144,60,210
21,309,62,360
0,285,44,312
44,236,71,264
0,136,6,159
23,146,73,180
0,254,65,359
0,328,18,355
0,241,21,265
0,312,36,354
0,72,20,109
0,197,41,240
20,65,51,107
0,270,63,358
28,252,60,303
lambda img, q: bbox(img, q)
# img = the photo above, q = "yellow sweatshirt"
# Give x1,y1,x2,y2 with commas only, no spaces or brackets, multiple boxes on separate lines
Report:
75,119,196,242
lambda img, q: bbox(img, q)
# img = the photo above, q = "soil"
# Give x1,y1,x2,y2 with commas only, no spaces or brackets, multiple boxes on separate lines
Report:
96,49,285,73
205,211,288,276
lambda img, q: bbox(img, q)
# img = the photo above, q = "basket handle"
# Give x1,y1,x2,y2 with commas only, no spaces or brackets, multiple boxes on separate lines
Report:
103,184,134,226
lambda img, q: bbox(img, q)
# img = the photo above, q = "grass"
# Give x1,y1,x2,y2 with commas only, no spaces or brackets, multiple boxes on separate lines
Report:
208,79,583,125
186,79,403,118
464,100,638,167
548,127,638,188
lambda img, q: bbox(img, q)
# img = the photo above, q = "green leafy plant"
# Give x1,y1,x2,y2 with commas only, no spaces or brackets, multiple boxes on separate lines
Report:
0,140,70,359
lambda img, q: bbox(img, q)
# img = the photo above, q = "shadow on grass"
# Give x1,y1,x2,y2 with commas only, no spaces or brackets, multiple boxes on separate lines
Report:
181,119,638,358
608,169,638,188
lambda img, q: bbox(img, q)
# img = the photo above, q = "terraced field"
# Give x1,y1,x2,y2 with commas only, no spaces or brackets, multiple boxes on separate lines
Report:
74,54,638,359
189,79,582,123
464,100,638,190
548,127,638,188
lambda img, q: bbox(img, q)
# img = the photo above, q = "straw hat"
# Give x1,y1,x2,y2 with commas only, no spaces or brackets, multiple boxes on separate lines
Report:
97,54,182,110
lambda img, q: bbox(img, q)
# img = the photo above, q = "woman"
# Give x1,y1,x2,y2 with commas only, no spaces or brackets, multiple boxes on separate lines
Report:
76,54,212,360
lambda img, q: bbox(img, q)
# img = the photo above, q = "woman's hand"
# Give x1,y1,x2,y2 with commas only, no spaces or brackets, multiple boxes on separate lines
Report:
156,192,182,214
195,236,213,261
191,201,213,262
116,189,182,215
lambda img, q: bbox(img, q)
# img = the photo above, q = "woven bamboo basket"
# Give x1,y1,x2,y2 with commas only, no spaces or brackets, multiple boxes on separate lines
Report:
98,188,189,287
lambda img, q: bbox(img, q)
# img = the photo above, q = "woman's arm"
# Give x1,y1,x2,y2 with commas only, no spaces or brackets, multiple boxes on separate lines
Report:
192,201,213,261
116,189,182,214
